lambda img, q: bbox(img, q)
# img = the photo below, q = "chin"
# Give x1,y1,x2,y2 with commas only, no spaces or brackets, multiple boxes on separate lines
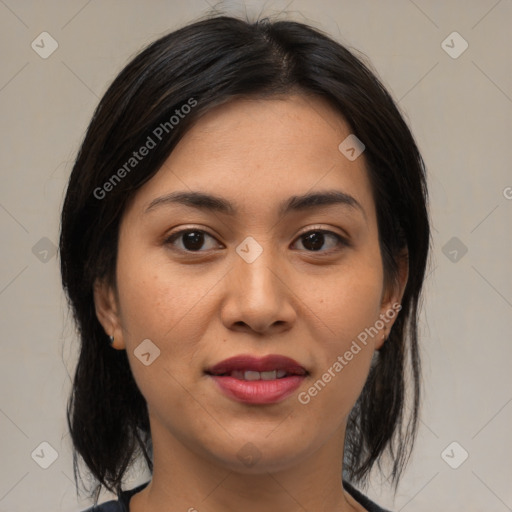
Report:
202,429,317,475
216,448,306,475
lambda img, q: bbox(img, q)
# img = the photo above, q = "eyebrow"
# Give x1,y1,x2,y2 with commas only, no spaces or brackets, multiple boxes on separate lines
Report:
145,189,366,220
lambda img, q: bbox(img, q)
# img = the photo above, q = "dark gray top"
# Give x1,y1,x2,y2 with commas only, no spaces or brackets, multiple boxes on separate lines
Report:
84,481,391,511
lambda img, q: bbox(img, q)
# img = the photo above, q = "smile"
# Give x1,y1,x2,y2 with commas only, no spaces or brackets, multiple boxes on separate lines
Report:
205,354,308,404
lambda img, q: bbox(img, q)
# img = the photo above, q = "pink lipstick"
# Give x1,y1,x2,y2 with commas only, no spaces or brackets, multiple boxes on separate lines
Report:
205,354,307,404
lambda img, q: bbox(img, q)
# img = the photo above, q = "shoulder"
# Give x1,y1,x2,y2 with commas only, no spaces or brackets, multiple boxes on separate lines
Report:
81,481,149,512
344,481,393,512
81,500,124,512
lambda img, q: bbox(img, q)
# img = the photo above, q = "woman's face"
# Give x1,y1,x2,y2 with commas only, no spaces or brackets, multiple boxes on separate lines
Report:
95,94,405,474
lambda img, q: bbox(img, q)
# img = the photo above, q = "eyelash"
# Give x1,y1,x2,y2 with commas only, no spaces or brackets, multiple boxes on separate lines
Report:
164,227,349,255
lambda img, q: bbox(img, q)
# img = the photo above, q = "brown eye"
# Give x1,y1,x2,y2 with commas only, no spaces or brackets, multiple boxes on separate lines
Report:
166,230,221,252
293,230,347,252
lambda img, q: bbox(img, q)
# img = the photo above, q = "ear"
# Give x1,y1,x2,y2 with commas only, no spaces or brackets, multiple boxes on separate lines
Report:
375,249,409,350
93,278,126,350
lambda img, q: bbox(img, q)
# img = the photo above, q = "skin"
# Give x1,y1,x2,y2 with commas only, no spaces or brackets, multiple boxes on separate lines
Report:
94,94,407,512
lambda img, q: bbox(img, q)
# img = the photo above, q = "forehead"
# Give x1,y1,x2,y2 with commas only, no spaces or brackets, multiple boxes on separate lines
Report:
125,94,376,220
178,94,350,170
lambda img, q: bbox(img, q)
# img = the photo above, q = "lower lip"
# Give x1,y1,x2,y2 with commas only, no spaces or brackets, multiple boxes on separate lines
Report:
209,375,305,404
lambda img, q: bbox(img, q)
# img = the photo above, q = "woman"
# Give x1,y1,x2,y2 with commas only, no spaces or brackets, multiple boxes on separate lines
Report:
60,14,430,512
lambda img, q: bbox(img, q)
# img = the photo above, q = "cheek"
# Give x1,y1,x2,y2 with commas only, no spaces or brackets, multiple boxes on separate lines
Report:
115,246,219,341
296,260,383,412
303,257,384,345
297,297,379,430
113,247,222,391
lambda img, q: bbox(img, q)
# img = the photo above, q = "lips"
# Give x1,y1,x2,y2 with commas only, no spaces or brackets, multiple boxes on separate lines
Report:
205,354,308,404
206,354,308,379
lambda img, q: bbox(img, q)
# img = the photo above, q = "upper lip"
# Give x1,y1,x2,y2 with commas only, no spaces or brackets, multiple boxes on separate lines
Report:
206,354,308,376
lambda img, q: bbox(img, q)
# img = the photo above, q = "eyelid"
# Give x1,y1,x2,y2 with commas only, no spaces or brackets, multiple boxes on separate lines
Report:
295,225,350,242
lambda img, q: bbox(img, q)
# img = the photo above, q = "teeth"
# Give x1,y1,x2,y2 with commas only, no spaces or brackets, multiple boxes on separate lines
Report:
244,370,261,381
227,370,288,380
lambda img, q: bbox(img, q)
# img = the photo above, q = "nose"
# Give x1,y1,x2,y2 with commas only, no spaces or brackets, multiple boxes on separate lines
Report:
220,249,296,335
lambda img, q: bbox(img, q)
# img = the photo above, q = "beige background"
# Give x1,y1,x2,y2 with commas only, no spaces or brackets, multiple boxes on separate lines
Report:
1,1,511,511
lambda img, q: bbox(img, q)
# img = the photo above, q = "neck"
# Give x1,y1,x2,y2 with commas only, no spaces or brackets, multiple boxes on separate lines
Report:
130,418,364,512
